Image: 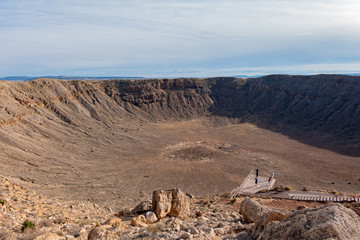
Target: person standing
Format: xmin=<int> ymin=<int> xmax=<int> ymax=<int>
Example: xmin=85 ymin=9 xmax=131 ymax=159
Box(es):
xmin=255 ymin=177 xmax=258 ymax=186
xmin=256 ymin=168 xmax=259 ymax=177
xmin=268 ymin=172 xmax=274 ymax=184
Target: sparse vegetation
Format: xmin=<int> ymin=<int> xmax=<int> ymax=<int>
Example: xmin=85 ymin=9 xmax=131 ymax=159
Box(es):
xmin=302 ymin=187 xmax=309 ymax=192
xmin=212 ymin=208 xmax=219 ymax=213
xmin=284 ymin=185 xmax=293 ymax=191
xmin=221 ymin=192 xmax=230 ymax=198
xmin=21 ymin=220 xmax=35 ymax=232
xmin=329 ymin=189 xmax=338 ymax=194
xmin=230 ymin=198 xmax=236 ymax=205
xmin=0 ymin=199 xmax=4 ymax=205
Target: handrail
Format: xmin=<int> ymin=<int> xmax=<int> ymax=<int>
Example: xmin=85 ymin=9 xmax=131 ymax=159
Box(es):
xmin=231 ymin=170 xmax=253 ymax=199
xmin=267 ymin=178 xmax=276 ymax=190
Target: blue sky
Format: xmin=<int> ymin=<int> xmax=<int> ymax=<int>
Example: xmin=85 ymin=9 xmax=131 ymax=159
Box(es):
xmin=0 ymin=0 xmax=360 ymax=77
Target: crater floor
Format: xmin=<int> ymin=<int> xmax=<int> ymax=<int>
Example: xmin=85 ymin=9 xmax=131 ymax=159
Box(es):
xmin=1 ymin=117 xmax=358 ymax=210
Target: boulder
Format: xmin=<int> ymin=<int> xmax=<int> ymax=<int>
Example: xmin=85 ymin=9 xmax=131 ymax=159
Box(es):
xmin=350 ymin=203 xmax=360 ymax=217
xmin=87 ymin=225 xmax=118 ymax=240
xmin=103 ymin=217 xmax=128 ymax=230
xmin=230 ymin=222 xmax=254 ymax=234
xmin=189 ymin=226 xmax=199 ymax=234
xmin=196 ymin=216 xmax=208 ymax=226
xmin=203 ymin=227 xmax=216 ymax=238
xmin=168 ymin=188 xmax=191 ymax=218
xmin=180 ymin=232 xmax=192 ymax=239
xmin=79 ymin=228 xmax=88 ymax=239
xmin=145 ymin=211 xmax=158 ymax=224
xmin=353 ymin=206 xmax=360 ymax=217
xmin=258 ymin=203 xmax=360 ymax=240
xmin=152 ymin=190 xmax=173 ymax=219
xmin=152 ymin=188 xmax=191 ymax=219
xmin=34 ymin=233 xmax=65 ymax=240
xmin=239 ymin=197 xmax=269 ymax=223
xmin=195 ymin=210 xmax=203 ymax=217
xmin=131 ymin=215 xmax=148 ymax=228
xmin=252 ymin=210 xmax=287 ymax=238
xmin=215 ymin=227 xmax=225 ymax=235
xmin=165 ymin=217 xmax=182 ymax=231
xmin=88 ymin=217 xmax=127 ymax=240
xmin=62 ymin=224 xmax=82 ymax=237
xmin=258 ymin=210 xmax=286 ymax=226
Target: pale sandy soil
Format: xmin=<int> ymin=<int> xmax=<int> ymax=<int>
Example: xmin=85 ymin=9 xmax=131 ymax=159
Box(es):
xmin=0 ymin=117 xmax=359 ymax=211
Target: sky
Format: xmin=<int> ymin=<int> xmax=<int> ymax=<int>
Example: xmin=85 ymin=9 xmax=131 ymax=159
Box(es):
xmin=0 ymin=0 xmax=360 ymax=77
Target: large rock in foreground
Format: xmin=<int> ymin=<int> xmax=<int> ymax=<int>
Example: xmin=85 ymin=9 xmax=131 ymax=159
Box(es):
xmin=240 ymin=197 xmax=269 ymax=223
xmin=252 ymin=210 xmax=287 ymax=239
xmin=258 ymin=203 xmax=360 ymax=240
xmin=152 ymin=190 xmax=173 ymax=219
xmin=152 ymin=188 xmax=191 ymax=219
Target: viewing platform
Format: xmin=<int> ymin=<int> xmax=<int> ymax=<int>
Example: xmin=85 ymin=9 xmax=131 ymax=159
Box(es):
xmin=231 ymin=171 xmax=276 ymax=198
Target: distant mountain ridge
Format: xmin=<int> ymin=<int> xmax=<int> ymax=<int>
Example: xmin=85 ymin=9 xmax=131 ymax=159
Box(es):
xmin=2 ymin=73 xmax=360 ymax=81
xmin=233 ymin=73 xmax=360 ymax=78
xmin=0 ymin=76 xmax=144 ymax=81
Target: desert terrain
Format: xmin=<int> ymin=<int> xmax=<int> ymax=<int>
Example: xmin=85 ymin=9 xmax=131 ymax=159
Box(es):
xmin=0 ymin=75 xmax=359 ymax=210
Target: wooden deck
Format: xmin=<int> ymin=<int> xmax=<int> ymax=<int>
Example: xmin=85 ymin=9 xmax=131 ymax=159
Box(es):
xmin=230 ymin=171 xmax=359 ymax=203
xmin=288 ymin=193 xmax=360 ymax=203
xmin=231 ymin=171 xmax=276 ymax=198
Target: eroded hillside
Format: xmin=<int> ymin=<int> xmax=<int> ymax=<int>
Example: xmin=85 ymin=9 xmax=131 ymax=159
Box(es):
xmin=1 ymin=75 xmax=360 ymax=136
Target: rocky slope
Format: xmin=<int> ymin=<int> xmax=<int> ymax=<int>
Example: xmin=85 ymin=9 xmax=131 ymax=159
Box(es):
xmin=1 ymin=75 xmax=360 ymax=137
xmin=210 ymin=75 xmax=360 ymax=137
xmin=1 ymin=176 xmax=359 ymax=240
xmin=100 ymin=75 xmax=360 ymax=139
xmin=0 ymin=176 xmax=111 ymax=240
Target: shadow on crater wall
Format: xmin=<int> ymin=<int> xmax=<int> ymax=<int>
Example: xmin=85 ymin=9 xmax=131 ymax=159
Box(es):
xmin=208 ymin=75 xmax=360 ymax=157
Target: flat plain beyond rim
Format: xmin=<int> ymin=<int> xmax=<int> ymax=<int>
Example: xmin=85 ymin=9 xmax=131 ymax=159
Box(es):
xmin=0 ymin=117 xmax=359 ymax=210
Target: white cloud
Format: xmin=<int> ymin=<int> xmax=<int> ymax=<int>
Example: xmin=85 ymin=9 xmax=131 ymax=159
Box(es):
xmin=0 ymin=0 xmax=359 ymax=76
